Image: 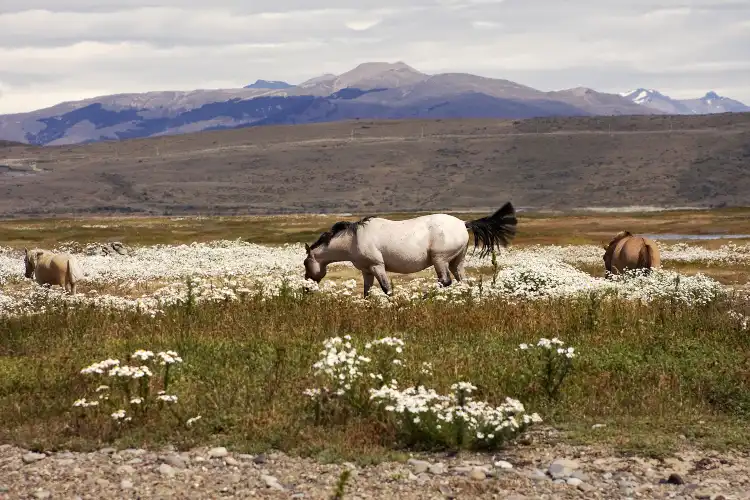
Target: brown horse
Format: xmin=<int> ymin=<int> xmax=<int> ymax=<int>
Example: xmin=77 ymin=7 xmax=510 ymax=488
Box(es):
xmin=24 ymin=248 xmax=84 ymax=295
xmin=602 ymin=231 xmax=660 ymax=276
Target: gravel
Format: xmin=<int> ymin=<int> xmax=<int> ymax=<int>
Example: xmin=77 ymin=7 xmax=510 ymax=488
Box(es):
xmin=1 ymin=442 xmax=749 ymax=499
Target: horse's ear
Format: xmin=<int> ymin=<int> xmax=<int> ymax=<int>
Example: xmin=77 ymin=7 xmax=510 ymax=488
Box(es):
xmin=23 ymin=247 xmax=28 ymax=255
xmin=304 ymin=243 xmax=311 ymax=254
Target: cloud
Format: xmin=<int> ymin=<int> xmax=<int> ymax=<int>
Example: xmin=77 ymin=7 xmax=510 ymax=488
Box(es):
xmin=0 ymin=0 xmax=748 ymax=114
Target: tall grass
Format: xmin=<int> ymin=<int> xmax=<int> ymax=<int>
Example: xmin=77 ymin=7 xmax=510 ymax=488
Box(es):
xmin=1 ymin=292 xmax=749 ymax=459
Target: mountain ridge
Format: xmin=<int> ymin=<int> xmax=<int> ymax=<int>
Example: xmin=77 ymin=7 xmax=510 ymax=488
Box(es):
xmin=1 ymin=61 xmax=747 ymax=146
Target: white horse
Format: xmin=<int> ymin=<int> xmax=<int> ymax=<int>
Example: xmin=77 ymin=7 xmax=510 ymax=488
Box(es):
xmin=24 ymin=248 xmax=84 ymax=295
xmin=303 ymin=202 xmax=517 ymax=297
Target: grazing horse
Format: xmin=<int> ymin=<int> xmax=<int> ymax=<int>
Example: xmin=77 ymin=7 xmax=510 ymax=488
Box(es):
xmin=602 ymin=231 xmax=660 ymax=276
xmin=303 ymin=202 xmax=517 ymax=297
xmin=23 ymin=247 xmax=84 ymax=295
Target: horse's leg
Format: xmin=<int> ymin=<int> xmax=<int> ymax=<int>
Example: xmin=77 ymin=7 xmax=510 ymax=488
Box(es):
xmin=371 ymin=265 xmax=392 ymax=295
xmin=433 ymin=260 xmax=452 ymax=288
xmin=362 ymin=271 xmax=375 ymax=298
xmin=449 ymin=248 xmax=468 ymax=282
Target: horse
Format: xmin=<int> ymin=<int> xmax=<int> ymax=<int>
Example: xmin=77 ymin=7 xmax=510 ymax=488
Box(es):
xmin=602 ymin=231 xmax=660 ymax=276
xmin=303 ymin=202 xmax=517 ymax=297
xmin=23 ymin=248 xmax=85 ymax=295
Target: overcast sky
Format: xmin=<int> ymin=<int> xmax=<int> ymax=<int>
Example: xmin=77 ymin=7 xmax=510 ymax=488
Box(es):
xmin=0 ymin=0 xmax=748 ymax=114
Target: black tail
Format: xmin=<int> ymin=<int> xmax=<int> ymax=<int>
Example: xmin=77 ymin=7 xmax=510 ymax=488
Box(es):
xmin=465 ymin=202 xmax=518 ymax=259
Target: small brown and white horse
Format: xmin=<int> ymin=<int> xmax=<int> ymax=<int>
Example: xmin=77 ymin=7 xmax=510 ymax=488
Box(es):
xmin=24 ymin=248 xmax=85 ymax=295
xmin=602 ymin=231 xmax=661 ymax=276
xmin=303 ymin=203 xmax=517 ymax=297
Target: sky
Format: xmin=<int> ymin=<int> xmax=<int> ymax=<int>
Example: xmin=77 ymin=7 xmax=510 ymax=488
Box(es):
xmin=0 ymin=0 xmax=749 ymax=114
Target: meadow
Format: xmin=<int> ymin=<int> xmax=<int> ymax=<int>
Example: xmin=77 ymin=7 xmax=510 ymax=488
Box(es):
xmin=1 ymin=209 xmax=750 ymax=462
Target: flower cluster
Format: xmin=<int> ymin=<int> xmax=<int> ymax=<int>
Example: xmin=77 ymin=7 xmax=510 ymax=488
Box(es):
xmin=74 ymin=348 xmax=197 ymax=428
xmin=517 ymin=337 xmax=578 ymax=401
xmin=305 ymin=334 xmax=542 ymax=450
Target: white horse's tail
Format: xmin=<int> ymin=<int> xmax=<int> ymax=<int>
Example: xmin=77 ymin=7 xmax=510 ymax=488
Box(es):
xmin=66 ymin=256 xmax=84 ymax=283
xmin=465 ymin=202 xmax=517 ymax=258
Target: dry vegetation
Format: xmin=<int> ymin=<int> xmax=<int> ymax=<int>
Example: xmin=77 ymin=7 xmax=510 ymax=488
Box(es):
xmin=1 ymin=209 xmax=750 ymax=462
xmin=1 ymin=113 xmax=750 ymax=217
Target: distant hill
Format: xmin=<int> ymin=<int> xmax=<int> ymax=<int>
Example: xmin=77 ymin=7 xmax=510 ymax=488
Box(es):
xmin=244 ymin=80 xmax=293 ymax=89
xmin=0 ymin=61 xmax=747 ymax=146
xmin=1 ymin=113 xmax=749 ymax=217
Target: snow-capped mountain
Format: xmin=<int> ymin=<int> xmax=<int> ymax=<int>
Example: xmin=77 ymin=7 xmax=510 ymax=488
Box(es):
xmin=621 ymin=88 xmax=749 ymax=115
xmin=619 ymin=89 xmax=693 ymax=114
xmin=681 ymin=91 xmax=750 ymax=114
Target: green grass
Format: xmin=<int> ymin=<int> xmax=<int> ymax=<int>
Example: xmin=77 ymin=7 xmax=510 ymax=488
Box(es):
xmin=2 ymin=292 xmax=749 ymax=460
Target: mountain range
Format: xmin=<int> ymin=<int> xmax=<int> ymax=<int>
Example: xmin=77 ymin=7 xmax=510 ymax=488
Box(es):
xmin=619 ymin=88 xmax=750 ymax=115
xmin=0 ymin=61 xmax=748 ymax=146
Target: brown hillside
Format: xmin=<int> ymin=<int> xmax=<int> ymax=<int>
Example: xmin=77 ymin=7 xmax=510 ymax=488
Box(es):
xmin=1 ymin=114 xmax=749 ymax=217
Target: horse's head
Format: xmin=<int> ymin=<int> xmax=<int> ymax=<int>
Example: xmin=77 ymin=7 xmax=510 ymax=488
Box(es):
xmin=303 ymin=243 xmax=327 ymax=283
xmin=23 ymin=247 xmax=38 ymax=279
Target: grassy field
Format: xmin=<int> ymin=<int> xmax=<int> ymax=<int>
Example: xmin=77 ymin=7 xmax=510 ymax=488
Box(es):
xmin=1 ymin=209 xmax=750 ymax=461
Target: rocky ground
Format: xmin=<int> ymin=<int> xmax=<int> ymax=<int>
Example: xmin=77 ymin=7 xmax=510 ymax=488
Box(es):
xmin=1 ymin=439 xmax=747 ymax=500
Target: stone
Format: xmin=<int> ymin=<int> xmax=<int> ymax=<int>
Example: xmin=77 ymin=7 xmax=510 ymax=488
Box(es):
xmin=571 ymin=470 xmax=590 ymax=481
xmin=56 ymin=458 xmax=75 ymax=466
xmin=407 ymin=459 xmax=430 ymax=474
xmin=494 ymin=460 xmax=513 ymax=470
xmin=567 ymin=478 xmax=583 ymax=487
xmin=208 ymin=447 xmax=228 ymax=458
xmin=117 ymin=465 xmax=136 ymax=475
xmin=224 ymin=457 xmax=239 ymax=467
xmin=548 ymin=459 xmax=578 ymax=479
xmin=95 ymin=478 xmax=111 ymax=487
xmin=666 ymin=473 xmax=686 ymax=485
xmin=468 ymin=468 xmax=486 ymax=481
xmin=253 ymin=453 xmax=267 ymax=464
xmin=162 ymin=455 xmax=187 ymax=469
xmin=33 ymin=490 xmax=51 ymax=499
xmin=261 ymin=474 xmax=285 ymax=491
xmin=439 ymin=484 xmax=455 ymax=498
xmin=158 ymin=463 xmax=176 ymax=478
xmin=528 ymin=469 xmax=549 ymax=482
xmin=428 ymin=463 xmax=446 ymax=475
xmin=99 ymin=447 xmax=117 ymax=454
xmin=578 ymin=482 xmax=596 ymax=493
xmin=120 ymin=479 xmax=134 ymax=490
xmin=238 ymin=454 xmax=254 ymax=461
xmin=22 ymin=452 xmax=46 ymax=464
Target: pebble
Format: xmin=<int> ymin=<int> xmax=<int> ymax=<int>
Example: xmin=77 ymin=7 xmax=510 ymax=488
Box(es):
xmin=468 ymin=467 xmax=486 ymax=481
xmin=253 ymin=453 xmax=267 ymax=464
xmin=407 ymin=459 xmax=430 ymax=474
xmin=261 ymin=474 xmax=285 ymax=491
xmin=22 ymin=452 xmax=47 ymax=464
xmin=224 ymin=456 xmax=239 ymax=466
xmin=428 ymin=463 xmax=446 ymax=475
xmin=33 ymin=490 xmax=51 ymax=499
xmin=99 ymin=447 xmax=117 ymax=454
xmin=117 ymin=465 xmax=136 ymax=475
xmin=208 ymin=447 xmax=228 ymax=458
xmin=666 ymin=473 xmax=686 ymax=485
xmin=494 ymin=460 xmax=513 ymax=470
xmin=120 ymin=479 xmax=134 ymax=490
xmin=162 ymin=454 xmax=187 ymax=469
xmin=158 ymin=463 xmax=176 ymax=478
xmin=95 ymin=478 xmax=110 ymax=487
xmin=566 ymin=478 xmax=583 ymax=487
xmin=548 ymin=459 xmax=579 ymax=479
